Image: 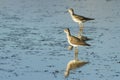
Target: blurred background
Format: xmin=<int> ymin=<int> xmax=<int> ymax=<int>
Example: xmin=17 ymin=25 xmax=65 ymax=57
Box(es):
xmin=0 ymin=0 xmax=120 ymax=80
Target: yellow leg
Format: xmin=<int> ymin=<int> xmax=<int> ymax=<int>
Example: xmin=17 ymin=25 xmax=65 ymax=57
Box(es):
xmin=80 ymin=23 xmax=84 ymax=36
xmin=78 ymin=23 xmax=84 ymax=38
xmin=68 ymin=45 xmax=73 ymax=50
xmin=74 ymin=47 xmax=78 ymax=60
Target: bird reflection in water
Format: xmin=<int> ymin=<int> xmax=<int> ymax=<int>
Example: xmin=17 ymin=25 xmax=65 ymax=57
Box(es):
xmin=65 ymin=47 xmax=88 ymax=78
xmin=64 ymin=59 xmax=88 ymax=78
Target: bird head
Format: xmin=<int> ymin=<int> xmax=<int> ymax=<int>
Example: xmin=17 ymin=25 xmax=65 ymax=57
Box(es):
xmin=64 ymin=28 xmax=70 ymax=34
xmin=68 ymin=8 xmax=74 ymax=14
xmin=64 ymin=70 xmax=69 ymax=78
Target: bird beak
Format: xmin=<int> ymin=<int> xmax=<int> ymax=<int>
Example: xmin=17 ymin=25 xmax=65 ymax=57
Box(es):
xmin=64 ymin=11 xmax=68 ymax=13
xmin=64 ymin=30 xmax=65 ymax=33
xmin=64 ymin=30 xmax=66 ymax=33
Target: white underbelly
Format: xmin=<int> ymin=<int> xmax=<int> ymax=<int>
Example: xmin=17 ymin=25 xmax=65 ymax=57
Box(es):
xmin=68 ymin=40 xmax=78 ymax=47
xmin=73 ymin=18 xmax=82 ymax=23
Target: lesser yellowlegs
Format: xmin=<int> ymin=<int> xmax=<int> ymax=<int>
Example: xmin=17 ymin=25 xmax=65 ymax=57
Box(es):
xmin=64 ymin=28 xmax=90 ymax=47
xmin=68 ymin=8 xmax=94 ymax=36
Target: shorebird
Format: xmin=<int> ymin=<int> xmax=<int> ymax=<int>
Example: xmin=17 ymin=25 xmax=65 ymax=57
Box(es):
xmin=64 ymin=28 xmax=90 ymax=48
xmin=64 ymin=28 xmax=90 ymax=60
xmin=68 ymin=8 xmax=94 ymax=36
xmin=64 ymin=28 xmax=90 ymax=56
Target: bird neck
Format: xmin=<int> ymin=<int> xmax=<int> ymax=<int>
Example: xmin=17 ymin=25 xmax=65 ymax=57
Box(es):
xmin=70 ymin=11 xmax=74 ymax=16
xmin=66 ymin=31 xmax=71 ymax=39
xmin=70 ymin=12 xmax=75 ymax=20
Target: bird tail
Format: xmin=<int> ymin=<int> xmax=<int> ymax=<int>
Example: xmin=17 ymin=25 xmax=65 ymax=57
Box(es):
xmin=86 ymin=43 xmax=91 ymax=46
xmin=87 ymin=18 xmax=94 ymax=20
xmin=81 ymin=42 xmax=91 ymax=46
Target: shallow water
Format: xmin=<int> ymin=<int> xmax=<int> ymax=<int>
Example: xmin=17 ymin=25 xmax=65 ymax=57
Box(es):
xmin=0 ymin=0 xmax=120 ymax=80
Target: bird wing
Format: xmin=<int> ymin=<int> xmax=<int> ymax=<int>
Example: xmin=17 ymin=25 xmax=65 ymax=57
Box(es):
xmin=74 ymin=14 xmax=85 ymax=20
xmin=70 ymin=36 xmax=83 ymax=45
xmin=70 ymin=36 xmax=89 ymax=46
xmin=74 ymin=14 xmax=94 ymax=21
